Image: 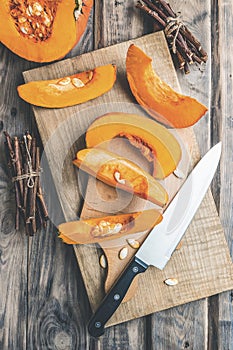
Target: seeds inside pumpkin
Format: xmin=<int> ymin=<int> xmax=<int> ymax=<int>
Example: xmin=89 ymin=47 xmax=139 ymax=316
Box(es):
xmin=114 ymin=171 xmax=126 ymax=184
xmin=58 ymin=77 xmax=71 ymax=86
xmin=72 ymin=78 xmax=85 ymax=88
xmin=10 ymin=0 xmax=58 ymax=42
xmin=119 ymin=132 xmax=155 ymax=163
xmin=91 ymin=221 xmax=123 ymax=238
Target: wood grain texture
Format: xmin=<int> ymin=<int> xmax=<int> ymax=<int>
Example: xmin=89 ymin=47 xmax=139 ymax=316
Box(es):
xmin=94 ymin=2 xmax=155 ymax=346
xmin=208 ymin=0 xmax=233 ymax=349
xmin=0 ymin=1 xmax=232 ymax=349
xmin=0 ymin=45 xmax=36 ymax=350
xmin=150 ymin=1 xmax=212 ymax=349
xmin=24 ymin=12 xmax=96 ymax=349
xmin=22 ymin=29 xmax=233 ymax=335
xmin=0 ymin=9 xmax=95 ymax=350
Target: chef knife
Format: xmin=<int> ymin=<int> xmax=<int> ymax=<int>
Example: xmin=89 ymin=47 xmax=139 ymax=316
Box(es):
xmin=88 ymin=142 xmax=222 ymax=337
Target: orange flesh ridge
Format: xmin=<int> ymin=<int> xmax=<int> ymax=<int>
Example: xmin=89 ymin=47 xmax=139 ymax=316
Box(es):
xmin=126 ymin=44 xmax=208 ymax=128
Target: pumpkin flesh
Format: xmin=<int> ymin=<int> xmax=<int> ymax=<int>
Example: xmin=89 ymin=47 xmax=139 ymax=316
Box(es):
xmin=85 ymin=112 xmax=182 ymax=179
xmin=126 ymin=44 xmax=208 ymax=128
xmin=73 ymin=148 xmax=168 ymax=206
xmin=58 ymin=209 xmax=163 ymax=244
xmin=17 ymin=64 xmax=117 ymax=108
xmin=0 ymin=0 xmax=93 ymax=62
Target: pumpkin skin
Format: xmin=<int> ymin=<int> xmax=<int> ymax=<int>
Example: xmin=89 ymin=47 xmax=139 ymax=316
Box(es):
xmin=85 ymin=112 xmax=181 ymax=179
xmin=0 ymin=0 xmax=93 ymax=62
xmin=17 ymin=64 xmax=117 ymax=108
xmin=126 ymin=44 xmax=208 ymax=128
xmin=58 ymin=209 xmax=163 ymax=244
xmin=73 ymin=148 xmax=168 ymax=206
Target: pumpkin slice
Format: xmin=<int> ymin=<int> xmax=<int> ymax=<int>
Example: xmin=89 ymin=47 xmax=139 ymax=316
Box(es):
xmin=126 ymin=44 xmax=208 ymax=128
xmin=73 ymin=148 xmax=168 ymax=206
xmin=17 ymin=64 xmax=116 ymax=108
xmin=85 ymin=112 xmax=181 ymax=179
xmin=58 ymin=209 xmax=162 ymax=244
xmin=0 ymin=0 xmax=93 ymax=62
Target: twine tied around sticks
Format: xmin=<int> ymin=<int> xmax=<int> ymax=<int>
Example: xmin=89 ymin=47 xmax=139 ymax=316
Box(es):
xmin=12 ymin=135 xmax=41 ymax=189
xmin=164 ymin=16 xmax=183 ymax=54
xmin=12 ymin=171 xmax=40 ymax=188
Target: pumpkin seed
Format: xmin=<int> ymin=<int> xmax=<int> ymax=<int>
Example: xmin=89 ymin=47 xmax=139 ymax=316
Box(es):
xmin=164 ymin=278 xmax=178 ymax=286
xmin=10 ymin=9 xmax=19 ymax=17
xmin=173 ymin=168 xmax=185 ymax=179
xmin=26 ymin=5 xmax=33 ymax=16
xmin=88 ymin=71 xmax=94 ymax=80
xmin=72 ymin=78 xmax=85 ymax=88
xmin=32 ymin=2 xmax=43 ymax=15
xmin=111 ymin=223 xmax=123 ymax=234
xmin=43 ymin=14 xmax=52 ymax=27
xmin=18 ymin=16 xmax=27 ymax=23
xmin=127 ymin=238 xmax=140 ymax=249
xmin=92 ymin=221 xmax=123 ymax=237
xmin=176 ymin=241 xmax=183 ymax=250
xmin=114 ymin=171 xmax=126 ymax=184
xmin=20 ymin=26 xmax=29 ymax=34
xmin=58 ymin=77 xmax=71 ymax=86
xmin=99 ymin=220 xmax=110 ymax=228
xmin=99 ymin=254 xmax=107 ymax=269
xmin=119 ymin=247 xmax=128 ymax=260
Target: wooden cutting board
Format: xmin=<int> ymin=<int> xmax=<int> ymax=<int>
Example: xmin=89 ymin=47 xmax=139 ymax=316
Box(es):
xmin=23 ymin=32 xmax=233 ymax=328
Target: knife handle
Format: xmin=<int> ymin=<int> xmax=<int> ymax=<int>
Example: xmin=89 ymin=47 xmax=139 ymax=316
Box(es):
xmin=88 ymin=256 xmax=148 ymax=337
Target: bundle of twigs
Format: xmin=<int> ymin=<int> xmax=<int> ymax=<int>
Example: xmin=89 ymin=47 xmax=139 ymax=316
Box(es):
xmin=4 ymin=131 xmax=48 ymax=235
xmin=136 ymin=0 xmax=208 ymax=73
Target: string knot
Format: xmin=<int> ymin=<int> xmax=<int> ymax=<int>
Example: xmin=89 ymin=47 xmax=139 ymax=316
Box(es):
xmin=12 ymin=170 xmax=41 ymax=188
xmin=164 ymin=16 xmax=183 ymax=54
xmin=12 ymin=135 xmax=41 ymax=188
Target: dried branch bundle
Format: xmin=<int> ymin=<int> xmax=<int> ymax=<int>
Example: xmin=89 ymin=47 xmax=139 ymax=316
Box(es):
xmin=136 ymin=0 xmax=208 ymax=73
xmin=4 ymin=131 xmax=48 ymax=235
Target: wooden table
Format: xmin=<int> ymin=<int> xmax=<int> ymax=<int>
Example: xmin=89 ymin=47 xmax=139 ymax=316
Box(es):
xmin=0 ymin=1 xmax=232 ymax=348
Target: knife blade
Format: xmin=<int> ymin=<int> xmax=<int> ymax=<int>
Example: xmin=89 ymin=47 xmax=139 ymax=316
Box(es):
xmin=88 ymin=142 xmax=222 ymax=337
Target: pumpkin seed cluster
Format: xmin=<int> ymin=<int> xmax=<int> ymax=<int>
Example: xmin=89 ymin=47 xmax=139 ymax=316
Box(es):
xmin=10 ymin=0 xmax=58 ymax=41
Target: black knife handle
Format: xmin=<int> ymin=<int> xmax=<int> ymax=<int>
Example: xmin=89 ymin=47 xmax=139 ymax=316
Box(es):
xmin=88 ymin=256 xmax=148 ymax=337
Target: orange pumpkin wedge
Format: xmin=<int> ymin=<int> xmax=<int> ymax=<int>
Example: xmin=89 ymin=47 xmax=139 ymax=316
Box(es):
xmin=126 ymin=44 xmax=208 ymax=128
xmin=17 ymin=64 xmax=116 ymax=108
xmin=73 ymin=148 xmax=168 ymax=206
xmin=0 ymin=0 xmax=93 ymax=62
xmin=58 ymin=209 xmax=163 ymax=244
xmin=85 ymin=112 xmax=181 ymax=179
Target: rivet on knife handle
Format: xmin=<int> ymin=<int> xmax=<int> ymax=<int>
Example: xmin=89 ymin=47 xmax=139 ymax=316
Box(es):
xmin=88 ymin=256 xmax=148 ymax=337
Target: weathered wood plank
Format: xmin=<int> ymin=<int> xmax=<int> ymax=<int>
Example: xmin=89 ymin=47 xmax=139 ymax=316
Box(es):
xmin=208 ymin=0 xmax=233 ymax=349
xmin=144 ymin=0 xmax=212 ymax=348
xmin=0 ymin=45 xmax=36 ymax=350
xmin=25 ymin=8 xmax=95 ymax=350
xmin=1 ymin=0 xmax=232 ymax=349
xmin=91 ymin=3 xmax=153 ymax=346
xmin=23 ymin=13 xmax=233 ymax=350
xmin=26 ymin=221 xmax=92 ymax=350
xmin=150 ymin=300 xmax=207 ymax=350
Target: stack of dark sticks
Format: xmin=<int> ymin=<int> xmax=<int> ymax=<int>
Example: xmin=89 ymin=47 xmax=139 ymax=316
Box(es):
xmin=136 ymin=0 xmax=208 ymax=73
xmin=4 ymin=131 xmax=48 ymax=235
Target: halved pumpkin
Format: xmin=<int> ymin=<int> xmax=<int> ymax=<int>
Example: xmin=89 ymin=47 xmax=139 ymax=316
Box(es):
xmin=85 ymin=112 xmax=181 ymax=179
xmin=58 ymin=209 xmax=163 ymax=244
xmin=73 ymin=148 xmax=168 ymax=206
xmin=17 ymin=64 xmax=116 ymax=108
xmin=0 ymin=0 xmax=93 ymax=62
xmin=126 ymin=44 xmax=208 ymax=128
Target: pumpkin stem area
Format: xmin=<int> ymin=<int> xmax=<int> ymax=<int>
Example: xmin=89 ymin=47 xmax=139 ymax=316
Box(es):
xmin=10 ymin=0 xmax=60 ymax=42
